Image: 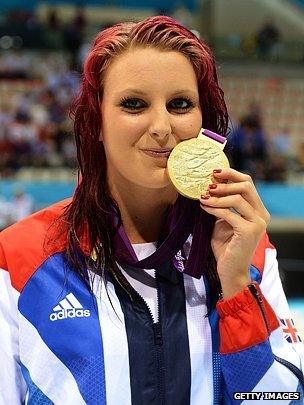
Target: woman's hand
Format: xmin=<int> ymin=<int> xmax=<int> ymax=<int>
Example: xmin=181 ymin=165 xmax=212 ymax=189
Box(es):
xmin=199 ymin=168 xmax=270 ymax=299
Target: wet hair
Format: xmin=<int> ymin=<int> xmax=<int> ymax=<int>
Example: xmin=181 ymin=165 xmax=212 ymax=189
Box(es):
xmin=56 ymin=15 xmax=228 ymax=301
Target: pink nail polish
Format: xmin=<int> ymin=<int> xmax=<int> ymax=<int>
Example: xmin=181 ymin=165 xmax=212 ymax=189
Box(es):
xmin=208 ymin=184 xmax=217 ymax=189
xmin=213 ymin=169 xmax=222 ymax=174
xmin=200 ymin=195 xmax=210 ymax=200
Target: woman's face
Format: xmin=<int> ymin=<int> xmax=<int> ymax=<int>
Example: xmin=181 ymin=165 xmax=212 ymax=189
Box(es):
xmin=100 ymin=47 xmax=202 ymax=190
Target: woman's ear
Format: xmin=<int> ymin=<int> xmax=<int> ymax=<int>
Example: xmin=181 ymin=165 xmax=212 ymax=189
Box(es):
xmin=99 ymin=131 xmax=103 ymax=141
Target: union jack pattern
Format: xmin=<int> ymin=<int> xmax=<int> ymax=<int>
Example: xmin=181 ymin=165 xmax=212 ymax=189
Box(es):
xmin=280 ymin=318 xmax=302 ymax=344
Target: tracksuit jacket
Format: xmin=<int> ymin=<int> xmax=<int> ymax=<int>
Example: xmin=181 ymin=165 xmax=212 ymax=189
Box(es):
xmin=0 ymin=199 xmax=303 ymax=404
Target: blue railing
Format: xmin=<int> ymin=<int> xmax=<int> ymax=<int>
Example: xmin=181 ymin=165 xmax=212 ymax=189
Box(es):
xmin=291 ymin=0 xmax=304 ymax=9
xmin=1 ymin=180 xmax=304 ymax=217
xmin=0 ymin=180 xmax=75 ymax=211
xmin=0 ymin=0 xmax=198 ymax=12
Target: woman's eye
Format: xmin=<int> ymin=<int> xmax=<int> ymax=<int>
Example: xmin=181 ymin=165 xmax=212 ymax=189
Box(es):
xmin=120 ymin=98 xmax=146 ymax=110
xmin=168 ymin=98 xmax=194 ymax=111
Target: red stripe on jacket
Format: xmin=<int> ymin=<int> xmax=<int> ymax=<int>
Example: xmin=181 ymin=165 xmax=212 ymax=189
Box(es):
xmin=217 ymin=282 xmax=279 ymax=354
xmin=0 ymin=198 xmax=72 ymax=292
xmin=252 ymin=233 xmax=274 ymax=276
xmin=216 ymin=234 xmax=278 ymax=354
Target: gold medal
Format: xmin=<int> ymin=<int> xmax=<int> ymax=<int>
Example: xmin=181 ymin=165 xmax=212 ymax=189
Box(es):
xmin=167 ymin=128 xmax=230 ymax=199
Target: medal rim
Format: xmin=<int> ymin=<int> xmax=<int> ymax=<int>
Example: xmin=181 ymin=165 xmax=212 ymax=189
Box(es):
xmin=167 ymin=137 xmax=230 ymax=200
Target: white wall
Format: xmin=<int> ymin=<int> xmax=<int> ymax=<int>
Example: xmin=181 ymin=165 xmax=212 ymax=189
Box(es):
xmin=210 ymin=0 xmax=304 ymax=40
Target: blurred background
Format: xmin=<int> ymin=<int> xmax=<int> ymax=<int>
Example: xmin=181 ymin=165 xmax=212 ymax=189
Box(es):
xmin=0 ymin=0 xmax=303 ymax=337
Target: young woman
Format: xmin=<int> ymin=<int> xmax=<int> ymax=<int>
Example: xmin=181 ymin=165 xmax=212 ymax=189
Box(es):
xmin=0 ymin=16 xmax=303 ymax=405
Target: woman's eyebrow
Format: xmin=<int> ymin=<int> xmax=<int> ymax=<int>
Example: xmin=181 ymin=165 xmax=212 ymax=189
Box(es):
xmin=116 ymin=88 xmax=147 ymax=96
xmin=170 ymin=90 xmax=199 ymax=98
xmin=116 ymin=89 xmax=199 ymax=97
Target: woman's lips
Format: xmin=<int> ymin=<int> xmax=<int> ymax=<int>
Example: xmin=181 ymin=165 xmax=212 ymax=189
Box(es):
xmin=141 ymin=149 xmax=172 ymax=158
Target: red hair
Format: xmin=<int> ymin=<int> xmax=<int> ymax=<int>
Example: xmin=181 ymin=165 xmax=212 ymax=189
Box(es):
xmin=74 ymin=16 xmax=227 ymax=175
xmin=59 ymin=16 xmax=227 ymax=298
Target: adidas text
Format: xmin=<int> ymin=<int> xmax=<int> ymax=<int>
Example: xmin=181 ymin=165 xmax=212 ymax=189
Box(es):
xmin=50 ymin=308 xmax=91 ymax=321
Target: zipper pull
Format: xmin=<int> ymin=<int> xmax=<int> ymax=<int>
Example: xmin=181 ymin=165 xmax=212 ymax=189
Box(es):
xmin=248 ymin=282 xmax=271 ymax=334
xmin=248 ymin=283 xmax=263 ymax=303
xmin=153 ymin=323 xmax=163 ymax=346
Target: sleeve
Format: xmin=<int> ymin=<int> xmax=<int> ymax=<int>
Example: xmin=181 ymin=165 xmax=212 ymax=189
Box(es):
xmin=216 ymin=243 xmax=304 ymax=404
xmin=0 ymin=248 xmax=27 ymax=403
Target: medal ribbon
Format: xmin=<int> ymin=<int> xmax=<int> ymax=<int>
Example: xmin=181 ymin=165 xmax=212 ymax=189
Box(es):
xmin=112 ymin=128 xmax=224 ymax=278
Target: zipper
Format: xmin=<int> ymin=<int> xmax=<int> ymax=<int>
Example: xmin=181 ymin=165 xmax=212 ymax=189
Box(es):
xmin=248 ymin=283 xmax=304 ymax=388
xmin=118 ymin=269 xmax=165 ymax=403
xmin=274 ymin=355 xmax=304 ymax=388
xmin=127 ymin=278 xmax=156 ymax=322
xmin=248 ymin=283 xmax=271 ymax=334
xmin=154 ymin=270 xmax=165 ymax=404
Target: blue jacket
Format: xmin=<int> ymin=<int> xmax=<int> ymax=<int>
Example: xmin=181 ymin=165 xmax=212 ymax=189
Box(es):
xmin=0 ymin=200 xmax=303 ymax=404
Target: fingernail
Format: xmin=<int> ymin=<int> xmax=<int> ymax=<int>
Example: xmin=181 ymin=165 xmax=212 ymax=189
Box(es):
xmin=200 ymin=195 xmax=210 ymax=200
xmin=208 ymin=184 xmax=217 ymax=189
xmin=213 ymin=169 xmax=222 ymax=174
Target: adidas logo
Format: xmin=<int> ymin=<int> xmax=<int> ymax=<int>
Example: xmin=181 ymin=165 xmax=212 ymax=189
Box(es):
xmin=50 ymin=292 xmax=91 ymax=322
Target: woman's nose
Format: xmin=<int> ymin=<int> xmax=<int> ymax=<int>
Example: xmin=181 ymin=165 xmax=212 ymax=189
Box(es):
xmin=148 ymin=108 xmax=172 ymax=140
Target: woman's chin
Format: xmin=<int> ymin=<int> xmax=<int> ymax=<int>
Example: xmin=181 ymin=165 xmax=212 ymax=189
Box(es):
xmin=144 ymin=169 xmax=174 ymax=190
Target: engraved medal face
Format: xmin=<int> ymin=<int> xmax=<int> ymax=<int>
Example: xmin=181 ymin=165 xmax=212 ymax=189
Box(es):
xmin=167 ymin=136 xmax=230 ymax=199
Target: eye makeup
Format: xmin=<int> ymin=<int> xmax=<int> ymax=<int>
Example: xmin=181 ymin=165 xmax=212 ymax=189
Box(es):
xmin=119 ymin=95 xmax=196 ymax=113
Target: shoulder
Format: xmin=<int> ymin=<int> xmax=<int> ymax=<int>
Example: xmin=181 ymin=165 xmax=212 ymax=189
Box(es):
xmin=0 ymin=198 xmax=72 ymax=292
